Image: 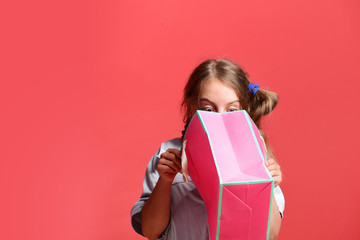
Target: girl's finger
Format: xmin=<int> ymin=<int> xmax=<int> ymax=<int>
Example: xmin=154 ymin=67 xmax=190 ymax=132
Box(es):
xmin=158 ymin=158 xmax=181 ymax=172
xmin=157 ymin=163 xmax=176 ymax=173
xmin=160 ymin=151 xmax=178 ymax=164
xmin=269 ymin=169 xmax=281 ymax=175
xmin=165 ymin=149 xmax=182 ymax=169
xmin=272 ymin=176 xmax=282 ymax=187
xmin=266 ymin=164 xmax=280 ymax=171
xmin=269 ymin=171 xmax=282 ymax=180
xmin=266 ymin=158 xmax=276 ymax=165
xmin=167 ymin=148 xmax=182 ymax=159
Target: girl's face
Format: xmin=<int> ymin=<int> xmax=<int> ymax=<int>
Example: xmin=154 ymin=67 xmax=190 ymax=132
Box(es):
xmin=198 ymin=79 xmax=241 ymax=113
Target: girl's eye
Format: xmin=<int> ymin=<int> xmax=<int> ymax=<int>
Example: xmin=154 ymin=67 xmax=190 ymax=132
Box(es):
xmin=204 ymin=107 xmax=214 ymax=112
xmin=228 ymin=108 xmax=237 ymax=112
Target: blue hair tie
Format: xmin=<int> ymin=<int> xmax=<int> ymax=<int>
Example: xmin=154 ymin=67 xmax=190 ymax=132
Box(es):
xmin=248 ymin=83 xmax=259 ymax=96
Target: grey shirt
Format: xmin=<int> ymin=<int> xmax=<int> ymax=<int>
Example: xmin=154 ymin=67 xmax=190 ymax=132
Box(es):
xmin=131 ymin=138 xmax=285 ymax=240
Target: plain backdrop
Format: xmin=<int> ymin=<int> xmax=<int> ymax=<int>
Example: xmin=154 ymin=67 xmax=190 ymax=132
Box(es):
xmin=1 ymin=0 xmax=359 ymax=239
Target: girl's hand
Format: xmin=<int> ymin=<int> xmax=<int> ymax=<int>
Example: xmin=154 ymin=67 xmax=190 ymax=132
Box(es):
xmin=157 ymin=148 xmax=182 ymax=183
xmin=265 ymin=158 xmax=282 ymax=188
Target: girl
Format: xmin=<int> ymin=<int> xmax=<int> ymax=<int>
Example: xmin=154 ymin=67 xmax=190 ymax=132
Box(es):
xmin=131 ymin=59 xmax=285 ymax=240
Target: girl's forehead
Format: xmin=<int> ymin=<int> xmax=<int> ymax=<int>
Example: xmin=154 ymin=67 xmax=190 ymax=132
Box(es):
xmin=200 ymin=79 xmax=239 ymax=100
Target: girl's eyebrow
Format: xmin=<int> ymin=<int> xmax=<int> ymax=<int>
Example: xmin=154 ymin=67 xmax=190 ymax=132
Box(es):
xmin=199 ymin=98 xmax=213 ymax=103
xmin=199 ymin=98 xmax=240 ymax=105
xmin=226 ymin=100 xmax=240 ymax=105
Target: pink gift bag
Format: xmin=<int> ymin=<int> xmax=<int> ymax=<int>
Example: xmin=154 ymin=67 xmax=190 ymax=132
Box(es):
xmin=182 ymin=110 xmax=274 ymax=240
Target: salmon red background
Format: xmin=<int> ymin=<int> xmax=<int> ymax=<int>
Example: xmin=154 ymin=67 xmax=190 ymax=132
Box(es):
xmin=1 ymin=0 xmax=359 ymax=239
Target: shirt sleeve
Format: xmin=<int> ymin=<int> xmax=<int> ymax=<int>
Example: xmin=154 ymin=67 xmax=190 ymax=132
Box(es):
xmin=130 ymin=147 xmax=161 ymax=236
xmin=274 ymin=186 xmax=285 ymax=218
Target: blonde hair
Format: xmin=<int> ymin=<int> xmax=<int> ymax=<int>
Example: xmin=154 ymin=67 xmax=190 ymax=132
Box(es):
xmin=181 ymin=59 xmax=279 ymax=158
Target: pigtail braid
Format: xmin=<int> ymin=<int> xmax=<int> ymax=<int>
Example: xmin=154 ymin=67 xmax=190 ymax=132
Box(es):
xmin=247 ymin=89 xmax=279 ymax=161
xmin=247 ymin=89 xmax=278 ymax=127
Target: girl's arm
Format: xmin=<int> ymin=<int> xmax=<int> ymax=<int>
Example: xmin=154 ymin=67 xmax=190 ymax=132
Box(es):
xmin=141 ymin=148 xmax=182 ymax=240
xmin=141 ymin=177 xmax=173 ymax=240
